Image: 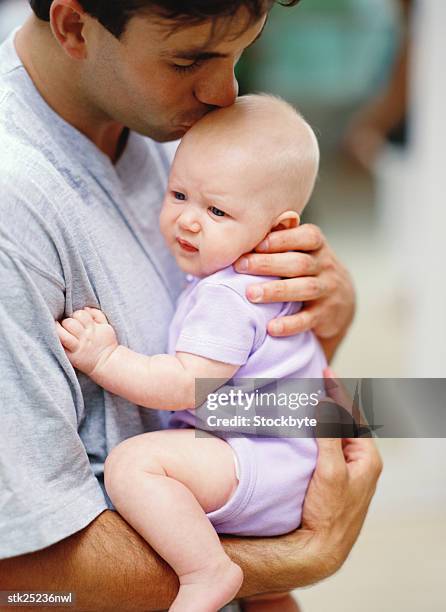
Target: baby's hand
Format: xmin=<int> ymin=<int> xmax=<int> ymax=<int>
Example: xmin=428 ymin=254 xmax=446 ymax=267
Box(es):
xmin=56 ymin=307 xmax=118 ymax=376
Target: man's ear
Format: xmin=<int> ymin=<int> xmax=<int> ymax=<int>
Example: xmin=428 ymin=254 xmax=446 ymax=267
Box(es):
xmin=50 ymin=0 xmax=88 ymax=60
xmin=271 ymin=211 xmax=300 ymax=232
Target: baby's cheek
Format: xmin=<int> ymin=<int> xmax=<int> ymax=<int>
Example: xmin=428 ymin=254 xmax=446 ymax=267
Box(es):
xmin=223 ymin=232 xmax=248 ymax=262
xmin=207 ymin=248 xmax=237 ymax=274
xmin=159 ymin=207 xmax=172 ymax=240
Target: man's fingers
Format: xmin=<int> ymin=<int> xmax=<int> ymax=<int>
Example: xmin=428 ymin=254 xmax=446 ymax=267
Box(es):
xmin=246 ymin=277 xmax=327 ymax=306
xmin=314 ymin=437 xmax=347 ymax=484
xmin=254 ymin=224 xmax=325 ymax=253
xmin=316 ymin=437 xmax=344 ymax=461
xmin=234 ymin=251 xmax=320 ymax=278
xmin=267 ymin=309 xmax=319 ymax=336
xmin=323 ymin=368 xmax=353 ymax=410
xmin=322 ymin=366 xmax=383 ymax=480
xmin=324 ymin=369 xmax=373 ymax=435
xmin=344 ymin=437 xmax=383 ymax=478
xmin=55 ymin=321 xmax=78 ymax=352
xmin=267 ymin=302 xmax=325 ymax=336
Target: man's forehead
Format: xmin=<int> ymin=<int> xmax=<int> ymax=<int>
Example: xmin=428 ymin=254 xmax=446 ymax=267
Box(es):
xmin=148 ymin=11 xmax=267 ymax=58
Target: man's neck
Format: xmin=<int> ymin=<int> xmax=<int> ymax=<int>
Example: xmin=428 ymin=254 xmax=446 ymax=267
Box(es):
xmin=15 ymin=18 xmax=125 ymax=163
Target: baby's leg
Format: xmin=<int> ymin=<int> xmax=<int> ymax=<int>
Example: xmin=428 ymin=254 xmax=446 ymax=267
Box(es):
xmin=104 ymin=429 xmax=243 ymax=612
xmin=241 ymin=592 xmax=301 ymax=612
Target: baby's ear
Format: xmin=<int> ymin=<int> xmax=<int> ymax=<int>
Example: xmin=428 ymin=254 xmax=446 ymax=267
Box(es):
xmin=271 ymin=211 xmax=300 ymax=232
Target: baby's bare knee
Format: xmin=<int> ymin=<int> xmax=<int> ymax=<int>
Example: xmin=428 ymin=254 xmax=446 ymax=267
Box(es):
xmin=104 ymin=436 xmax=166 ymax=500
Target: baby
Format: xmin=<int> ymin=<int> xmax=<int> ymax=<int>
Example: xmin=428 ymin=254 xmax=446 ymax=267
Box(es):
xmin=57 ymin=95 xmax=326 ymax=612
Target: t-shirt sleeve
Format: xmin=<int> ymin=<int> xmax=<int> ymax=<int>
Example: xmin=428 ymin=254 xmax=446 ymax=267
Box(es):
xmin=0 ymin=247 xmax=107 ymax=559
xmin=174 ymin=282 xmax=264 ymax=365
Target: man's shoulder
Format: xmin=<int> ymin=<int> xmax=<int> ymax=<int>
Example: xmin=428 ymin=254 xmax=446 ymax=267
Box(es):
xmin=0 ymin=55 xmax=91 ymax=207
xmin=0 ymin=95 xmax=78 ymax=204
xmin=0 ymin=91 xmax=94 ymax=256
xmin=0 ymin=105 xmax=80 ymax=279
xmin=0 ymin=129 xmax=79 ymax=256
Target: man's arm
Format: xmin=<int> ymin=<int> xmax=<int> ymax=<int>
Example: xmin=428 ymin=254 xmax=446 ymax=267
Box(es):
xmin=234 ymin=223 xmax=355 ymax=361
xmin=0 ymin=510 xmax=315 ymax=611
xmin=1 ymin=414 xmax=382 ymax=611
xmin=0 ymin=510 xmax=178 ymax=612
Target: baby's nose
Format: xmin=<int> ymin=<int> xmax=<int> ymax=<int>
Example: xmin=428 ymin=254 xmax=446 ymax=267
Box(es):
xmin=179 ymin=212 xmax=201 ymax=233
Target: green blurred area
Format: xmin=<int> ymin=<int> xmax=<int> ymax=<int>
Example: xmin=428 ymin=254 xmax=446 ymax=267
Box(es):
xmin=237 ymin=0 xmax=401 ymax=148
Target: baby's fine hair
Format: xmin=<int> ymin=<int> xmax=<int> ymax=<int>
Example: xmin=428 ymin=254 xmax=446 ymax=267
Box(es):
xmin=235 ymin=94 xmax=319 ymax=211
xmin=190 ymin=93 xmax=320 ymax=213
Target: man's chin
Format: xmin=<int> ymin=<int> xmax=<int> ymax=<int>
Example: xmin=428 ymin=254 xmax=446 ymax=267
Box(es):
xmin=166 ymin=127 xmax=189 ymax=141
xmin=132 ymin=123 xmax=188 ymax=143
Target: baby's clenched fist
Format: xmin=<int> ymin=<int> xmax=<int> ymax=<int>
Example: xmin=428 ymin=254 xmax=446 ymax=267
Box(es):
xmin=56 ymin=307 xmax=118 ymax=376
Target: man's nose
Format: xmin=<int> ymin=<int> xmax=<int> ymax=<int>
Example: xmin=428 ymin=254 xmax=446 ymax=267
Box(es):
xmin=194 ymin=62 xmax=239 ymax=108
xmin=179 ymin=208 xmax=201 ymax=233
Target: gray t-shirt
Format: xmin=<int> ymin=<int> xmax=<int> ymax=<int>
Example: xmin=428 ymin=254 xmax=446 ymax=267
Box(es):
xmin=0 ymin=31 xmax=185 ymax=558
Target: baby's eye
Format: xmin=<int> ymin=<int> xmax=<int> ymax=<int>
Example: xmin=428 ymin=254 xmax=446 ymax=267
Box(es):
xmin=173 ymin=191 xmax=186 ymax=201
xmin=209 ymin=206 xmax=225 ymax=217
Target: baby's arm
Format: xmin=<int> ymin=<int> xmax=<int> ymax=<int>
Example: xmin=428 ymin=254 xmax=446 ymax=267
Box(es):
xmin=56 ymin=307 xmax=238 ymax=410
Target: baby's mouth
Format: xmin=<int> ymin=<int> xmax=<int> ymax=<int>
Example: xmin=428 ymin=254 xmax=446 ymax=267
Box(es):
xmin=176 ymin=238 xmax=199 ymax=253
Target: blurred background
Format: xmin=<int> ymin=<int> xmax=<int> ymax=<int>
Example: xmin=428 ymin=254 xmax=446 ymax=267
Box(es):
xmin=2 ymin=1 xmax=444 ymax=610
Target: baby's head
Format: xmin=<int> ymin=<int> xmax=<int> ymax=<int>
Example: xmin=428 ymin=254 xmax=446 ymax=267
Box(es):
xmin=160 ymin=94 xmax=319 ymax=277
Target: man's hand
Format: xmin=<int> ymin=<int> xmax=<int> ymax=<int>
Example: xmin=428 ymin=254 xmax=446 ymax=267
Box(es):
xmin=227 ymin=369 xmax=382 ymax=599
xmin=300 ymin=436 xmax=382 ymax=579
xmin=233 ymin=224 xmax=355 ymax=353
xmin=299 ymin=368 xmax=383 ymax=579
xmin=56 ymin=307 xmax=118 ymax=376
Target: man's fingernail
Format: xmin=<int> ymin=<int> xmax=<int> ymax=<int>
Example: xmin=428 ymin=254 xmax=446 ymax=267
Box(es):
xmin=236 ymin=257 xmax=249 ymax=272
xmin=257 ymin=238 xmax=269 ymax=251
xmin=248 ymin=286 xmax=263 ymax=302
xmin=270 ymin=321 xmax=283 ymax=334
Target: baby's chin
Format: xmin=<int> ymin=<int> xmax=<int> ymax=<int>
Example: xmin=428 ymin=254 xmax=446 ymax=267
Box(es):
xmin=175 ymin=256 xmax=229 ymax=278
xmin=175 ymin=257 xmax=207 ymax=278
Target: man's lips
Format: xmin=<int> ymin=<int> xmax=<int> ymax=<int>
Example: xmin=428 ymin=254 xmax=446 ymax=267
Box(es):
xmin=176 ymin=238 xmax=198 ymax=253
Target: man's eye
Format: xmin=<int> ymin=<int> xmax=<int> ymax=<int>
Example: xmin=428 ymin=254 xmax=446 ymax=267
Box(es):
xmin=173 ymin=191 xmax=186 ymax=201
xmin=173 ymin=60 xmax=203 ymax=74
xmin=209 ymin=206 xmax=225 ymax=217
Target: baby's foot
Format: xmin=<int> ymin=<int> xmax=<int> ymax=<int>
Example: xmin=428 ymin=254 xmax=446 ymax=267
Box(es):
xmin=169 ymin=556 xmax=243 ymax=612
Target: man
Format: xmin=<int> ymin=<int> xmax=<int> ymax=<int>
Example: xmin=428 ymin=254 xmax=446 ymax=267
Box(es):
xmin=0 ymin=1 xmax=382 ymax=610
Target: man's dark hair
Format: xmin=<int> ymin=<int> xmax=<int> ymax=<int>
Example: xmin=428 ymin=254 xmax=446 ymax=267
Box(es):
xmin=29 ymin=1 xmax=299 ymax=39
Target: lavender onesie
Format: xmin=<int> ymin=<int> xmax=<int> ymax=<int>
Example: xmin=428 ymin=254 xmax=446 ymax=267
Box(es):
xmin=168 ymin=266 xmax=327 ymax=536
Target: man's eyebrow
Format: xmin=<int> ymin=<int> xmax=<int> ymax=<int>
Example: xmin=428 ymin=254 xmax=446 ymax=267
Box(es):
xmin=162 ymin=21 xmax=266 ymax=61
xmin=161 ymin=49 xmax=229 ymax=61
